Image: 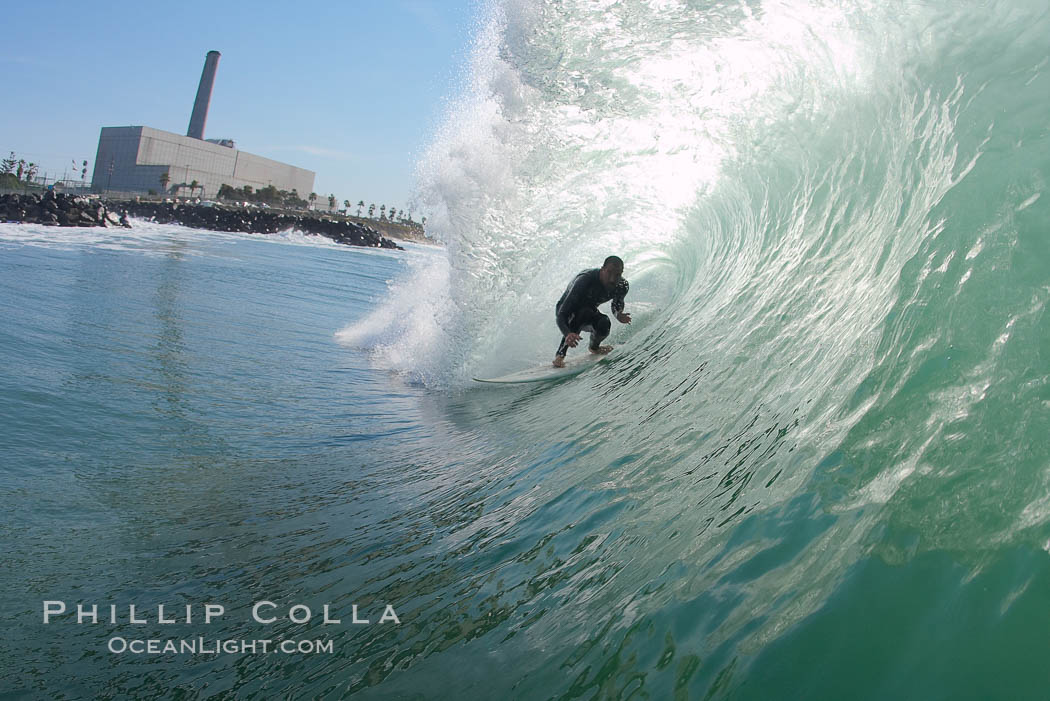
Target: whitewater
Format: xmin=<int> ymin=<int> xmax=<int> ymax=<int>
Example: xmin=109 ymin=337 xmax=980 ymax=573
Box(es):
xmin=3 ymin=0 xmax=1049 ymax=698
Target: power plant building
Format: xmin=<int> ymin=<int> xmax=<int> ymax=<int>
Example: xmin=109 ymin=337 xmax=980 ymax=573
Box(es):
xmin=91 ymin=51 xmax=315 ymax=198
xmin=91 ymin=126 xmax=314 ymax=198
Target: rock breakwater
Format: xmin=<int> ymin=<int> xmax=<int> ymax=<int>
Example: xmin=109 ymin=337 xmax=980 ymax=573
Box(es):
xmin=1 ymin=192 xmax=128 ymax=228
xmin=119 ymin=201 xmax=403 ymax=250
xmin=0 ymin=193 xmax=403 ymax=250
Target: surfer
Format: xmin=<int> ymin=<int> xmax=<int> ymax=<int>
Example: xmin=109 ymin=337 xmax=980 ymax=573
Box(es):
xmin=553 ymin=256 xmax=631 ymax=367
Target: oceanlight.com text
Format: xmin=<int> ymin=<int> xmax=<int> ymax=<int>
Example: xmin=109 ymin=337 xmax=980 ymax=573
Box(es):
xmin=108 ymin=637 xmax=335 ymax=655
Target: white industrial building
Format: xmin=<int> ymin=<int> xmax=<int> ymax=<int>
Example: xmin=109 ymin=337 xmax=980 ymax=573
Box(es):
xmin=90 ymin=50 xmax=315 ymax=198
xmin=91 ymin=126 xmax=315 ymax=198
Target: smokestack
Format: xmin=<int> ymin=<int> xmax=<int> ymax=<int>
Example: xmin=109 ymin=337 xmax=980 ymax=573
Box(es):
xmin=187 ymin=50 xmax=221 ymax=140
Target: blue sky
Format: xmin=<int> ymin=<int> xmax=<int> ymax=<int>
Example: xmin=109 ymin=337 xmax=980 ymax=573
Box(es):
xmin=2 ymin=0 xmax=480 ymax=215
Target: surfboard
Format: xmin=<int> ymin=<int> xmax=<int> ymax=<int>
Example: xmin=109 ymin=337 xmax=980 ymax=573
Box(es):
xmin=473 ymin=350 xmax=612 ymax=384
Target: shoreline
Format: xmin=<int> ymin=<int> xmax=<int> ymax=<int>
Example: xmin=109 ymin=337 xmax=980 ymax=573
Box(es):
xmin=1 ymin=191 xmax=441 ymax=251
xmin=114 ymin=199 xmax=407 ymax=250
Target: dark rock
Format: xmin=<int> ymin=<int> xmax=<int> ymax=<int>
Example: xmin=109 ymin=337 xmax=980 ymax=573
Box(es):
xmin=0 ymin=193 xmax=406 ymax=250
xmin=112 ymin=200 xmax=405 ymax=250
xmin=0 ymin=192 xmax=110 ymax=230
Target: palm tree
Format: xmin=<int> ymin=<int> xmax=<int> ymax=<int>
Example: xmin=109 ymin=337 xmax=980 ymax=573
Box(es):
xmin=309 ymin=192 xmax=318 ymax=209
xmin=343 ymin=199 xmax=350 ymax=213
xmin=190 ymin=179 xmax=200 ymax=198
xmin=379 ymin=205 xmax=386 ymax=221
xmin=328 ymin=194 xmax=336 ymax=210
xmin=368 ymin=204 xmax=375 ymax=218
xmin=159 ymin=171 xmax=170 ymax=193
xmin=356 ymin=200 xmax=364 ymax=216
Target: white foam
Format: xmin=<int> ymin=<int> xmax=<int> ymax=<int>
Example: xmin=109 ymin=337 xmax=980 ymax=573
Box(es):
xmin=335 ymin=248 xmax=456 ymax=385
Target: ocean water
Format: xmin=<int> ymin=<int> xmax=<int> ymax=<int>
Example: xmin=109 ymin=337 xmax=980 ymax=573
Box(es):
xmin=4 ymin=0 xmax=1050 ymax=698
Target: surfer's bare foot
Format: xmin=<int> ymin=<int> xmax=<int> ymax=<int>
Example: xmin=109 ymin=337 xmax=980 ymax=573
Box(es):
xmin=552 ymin=355 xmax=566 ymax=368
xmin=589 ymin=345 xmax=613 ymax=355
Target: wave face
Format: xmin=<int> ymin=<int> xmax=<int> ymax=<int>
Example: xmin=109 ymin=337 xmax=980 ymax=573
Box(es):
xmin=343 ymin=0 xmax=1050 ymax=695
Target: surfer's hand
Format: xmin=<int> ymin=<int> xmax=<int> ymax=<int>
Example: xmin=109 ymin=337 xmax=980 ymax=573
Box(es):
xmin=565 ymin=333 xmax=581 ymax=347
xmin=617 ymin=312 xmax=631 ymax=324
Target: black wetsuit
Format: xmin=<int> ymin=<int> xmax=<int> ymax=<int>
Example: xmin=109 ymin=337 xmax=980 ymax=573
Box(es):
xmin=555 ymin=268 xmax=629 ymax=357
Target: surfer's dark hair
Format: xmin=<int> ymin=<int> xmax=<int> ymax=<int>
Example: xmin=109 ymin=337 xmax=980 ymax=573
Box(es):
xmin=603 ymin=255 xmax=624 ymax=269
